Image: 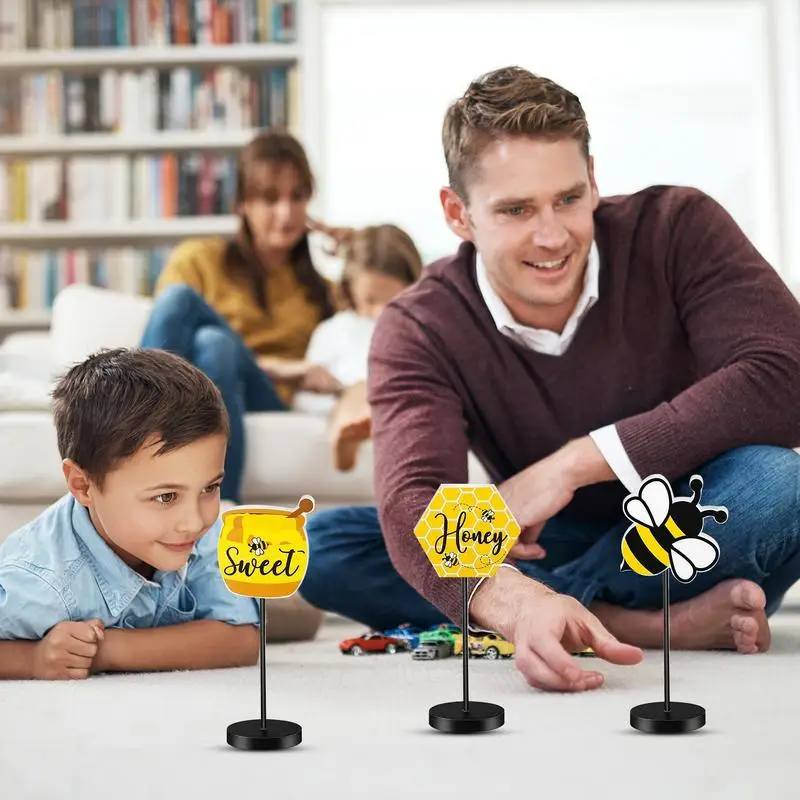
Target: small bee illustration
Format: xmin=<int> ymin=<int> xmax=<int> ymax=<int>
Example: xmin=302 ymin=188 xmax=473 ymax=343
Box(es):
xmin=442 ymin=552 xmax=459 ymax=568
xmin=481 ymin=508 xmax=495 ymax=523
xmin=621 ymin=474 xmax=727 ymax=583
xmin=248 ymin=536 xmax=266 ymax=556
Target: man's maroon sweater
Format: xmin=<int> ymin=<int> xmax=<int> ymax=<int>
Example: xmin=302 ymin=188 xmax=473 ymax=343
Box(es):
xmin=368 ymin=186 xmax=800 ymax=622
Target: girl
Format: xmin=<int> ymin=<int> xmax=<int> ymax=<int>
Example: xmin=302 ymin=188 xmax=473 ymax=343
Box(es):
xmin=292 ymin=224 xmax=424 ymax=471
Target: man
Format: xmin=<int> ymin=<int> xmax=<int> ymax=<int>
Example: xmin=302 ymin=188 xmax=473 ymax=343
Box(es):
xmin=300 ymin=67 xmax=800 ymax=693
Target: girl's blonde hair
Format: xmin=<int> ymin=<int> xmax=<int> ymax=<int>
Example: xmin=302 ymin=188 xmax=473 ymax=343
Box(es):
xmin=338 ymin=224 xmax=423 ymax=307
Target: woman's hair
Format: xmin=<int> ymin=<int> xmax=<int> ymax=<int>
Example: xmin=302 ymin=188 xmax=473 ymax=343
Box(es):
xmin=223 ymin=129 xmax=334 ymax=319
xmin=338 ymin=224 xmax=424 ymax=307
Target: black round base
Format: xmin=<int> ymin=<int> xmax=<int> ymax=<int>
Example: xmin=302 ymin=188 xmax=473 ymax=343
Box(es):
xmin=226 ymin=719 xmax=302 ymax=750
xmin=429 ymin=701 xmax=505 ymax=734
xmin=630 ymin=702 xmax=705 ymax=734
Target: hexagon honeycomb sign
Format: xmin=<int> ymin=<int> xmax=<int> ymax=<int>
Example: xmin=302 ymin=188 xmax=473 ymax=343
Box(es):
xmin=414 ymin=484 xmax=521 ymax=578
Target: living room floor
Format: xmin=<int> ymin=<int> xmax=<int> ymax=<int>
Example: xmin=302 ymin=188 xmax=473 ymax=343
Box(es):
xmin=3 ymin=590 xmax=800 ymax=800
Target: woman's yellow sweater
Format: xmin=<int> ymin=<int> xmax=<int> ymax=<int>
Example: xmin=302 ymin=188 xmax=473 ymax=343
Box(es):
xmin=156 ymin=237 xmax=326 ymax=404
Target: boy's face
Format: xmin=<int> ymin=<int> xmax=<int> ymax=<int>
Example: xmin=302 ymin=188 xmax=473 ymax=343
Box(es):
xmin=64 ymin=434 xmax=227 ymax=575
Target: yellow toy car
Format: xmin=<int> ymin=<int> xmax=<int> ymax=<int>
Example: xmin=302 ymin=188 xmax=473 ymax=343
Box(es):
xmin=452 ymin=632 xmax=515 ymax=659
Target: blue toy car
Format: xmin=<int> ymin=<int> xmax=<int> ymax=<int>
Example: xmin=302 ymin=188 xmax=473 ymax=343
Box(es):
xmin=382 ymin=623 xmax=423 ymax=650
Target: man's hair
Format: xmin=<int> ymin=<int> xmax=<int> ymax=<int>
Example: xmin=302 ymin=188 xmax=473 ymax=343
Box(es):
xmin=442 ymin=66 xmax=590 ymax=201
xmin=52 ymin=348 xmax=229 ymax=488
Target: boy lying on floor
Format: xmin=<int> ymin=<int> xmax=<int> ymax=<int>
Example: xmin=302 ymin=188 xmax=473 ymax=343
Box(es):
xmin=0 ymin=348 xmax=263 ymax=679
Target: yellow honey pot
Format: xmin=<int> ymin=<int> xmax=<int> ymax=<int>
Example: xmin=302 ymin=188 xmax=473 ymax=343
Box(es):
xmin=218 ymin=496 xmax=314 ymax=599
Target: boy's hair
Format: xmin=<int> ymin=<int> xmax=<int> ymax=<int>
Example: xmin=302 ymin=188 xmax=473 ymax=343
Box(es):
xmin=442 ymin=66 xmax=590 ymax=202
xmin=339 ymin=224 xmax=423 ymax=308
xmin=52 ymin=348 xmax=229 ymax=488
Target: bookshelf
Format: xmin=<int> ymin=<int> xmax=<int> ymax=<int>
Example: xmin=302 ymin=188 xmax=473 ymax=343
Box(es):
xmin=0 ymin=0 xmax=303 ymax=331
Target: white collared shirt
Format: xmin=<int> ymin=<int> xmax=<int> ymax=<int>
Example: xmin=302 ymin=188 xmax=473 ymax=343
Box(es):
xmin=475 ymin=242 xmax=601 ymax=356
xmin=474 ymin=243 xmax=640 ymax=491
xmin=466 ymin=244 xmax=641 ymax=629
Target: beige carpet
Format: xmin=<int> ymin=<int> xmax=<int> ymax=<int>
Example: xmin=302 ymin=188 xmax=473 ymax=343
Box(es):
xmin=3 ymin=600 xmax=800 ymax=800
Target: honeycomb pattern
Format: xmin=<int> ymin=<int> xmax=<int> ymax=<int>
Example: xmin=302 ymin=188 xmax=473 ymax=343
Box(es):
xmin=414 ymin=484 xmax=521 ymax=578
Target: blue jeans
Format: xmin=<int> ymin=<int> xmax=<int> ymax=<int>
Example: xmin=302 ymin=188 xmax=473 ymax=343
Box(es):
xmin=300 ymin=445 xmax=800 ymax=631
xmin=139 ymin=284 xmax=287 ymax=503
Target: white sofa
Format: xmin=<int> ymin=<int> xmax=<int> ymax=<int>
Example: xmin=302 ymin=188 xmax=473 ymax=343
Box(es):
xmin=0 ymin=284 xmax=480 ymax=541
xmin=2 ymin=278 xmax=798 ymax=543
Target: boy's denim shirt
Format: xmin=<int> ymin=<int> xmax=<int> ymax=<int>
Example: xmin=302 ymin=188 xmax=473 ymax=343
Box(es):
xmin=0 ymin=494 xmax=259 ymax=639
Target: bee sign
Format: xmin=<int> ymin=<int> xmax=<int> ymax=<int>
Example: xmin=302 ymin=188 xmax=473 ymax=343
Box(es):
xmin=621 ymin=475 xmax=727 ymax=583
xmin=414 ymin=485 xmax=520 ymax=578
xmin=218 ymin=496 xmax=315 ymax=599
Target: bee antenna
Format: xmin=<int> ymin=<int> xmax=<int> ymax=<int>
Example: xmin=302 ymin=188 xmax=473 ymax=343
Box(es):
xmin=689 ymin=475 xmax=704 ymax=504
xmin=699 ymin=507 xmax=728 ymax=524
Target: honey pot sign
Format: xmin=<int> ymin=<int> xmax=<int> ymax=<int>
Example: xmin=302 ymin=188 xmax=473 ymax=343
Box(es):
xmin=218 ymin=495 xmax=315 ymax=599
xmin=414 ymin=485 xmax=520 ymax=578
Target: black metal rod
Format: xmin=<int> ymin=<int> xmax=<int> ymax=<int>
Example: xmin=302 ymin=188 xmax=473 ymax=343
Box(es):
xmin=663 ymin=570 xmax=671 ymax=712
xmin=462 ymin=577 xmax=470 ymax=713
xmin=259 ymin=598 xmax=267 ymax=731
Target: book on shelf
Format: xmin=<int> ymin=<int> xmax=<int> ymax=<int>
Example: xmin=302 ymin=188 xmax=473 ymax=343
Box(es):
xmin=0 ymin=0 xmax=297 ymax=50
xmin=1 ymin=64 xmax=297 ymax=138
xmin=1 ymin=246 xmax=172 ymax=314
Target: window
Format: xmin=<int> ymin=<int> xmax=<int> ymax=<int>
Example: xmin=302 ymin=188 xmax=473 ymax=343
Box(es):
xmin=312 ymin=0 xmax=781 ymax=270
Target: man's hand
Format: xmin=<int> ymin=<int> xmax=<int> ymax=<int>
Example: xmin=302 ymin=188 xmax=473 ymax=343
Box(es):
xmin=502 ymin=455 xmax=575 ymax=561
xmin=32 ymin=619 xmax=104 ymax=680
xmin=512 ymin=594 xmax=642 ymax=691
xmin=503 ymin=437 xmax=617 ymax=561
xmin=470 ymin=569 xmax=641 ymax=692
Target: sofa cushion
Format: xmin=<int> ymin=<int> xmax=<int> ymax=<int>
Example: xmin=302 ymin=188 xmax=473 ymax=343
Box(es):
xmin=50 ymin=283 xmax=153 ymax=368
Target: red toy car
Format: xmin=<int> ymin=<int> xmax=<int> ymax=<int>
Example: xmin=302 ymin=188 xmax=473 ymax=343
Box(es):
xmin=339 ymin=631 xmax=408 ymax=656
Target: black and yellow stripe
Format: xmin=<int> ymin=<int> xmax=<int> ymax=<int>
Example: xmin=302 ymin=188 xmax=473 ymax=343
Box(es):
xmin=621 ymin=516 xmax=686 ymax=576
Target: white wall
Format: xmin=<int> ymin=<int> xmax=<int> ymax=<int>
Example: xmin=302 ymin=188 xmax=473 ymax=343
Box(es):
xmin=301 ymin=0 xmax=798 ymax=279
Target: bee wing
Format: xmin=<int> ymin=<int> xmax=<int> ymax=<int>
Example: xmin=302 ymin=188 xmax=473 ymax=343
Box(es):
xmin=639 ymin=476 xmax=672 ymax=528
xmin=670 ymin=535 xmax=720 ymax=583
xmin=673 ymin=534 xmax=720 ymax=570
xmin=669 ymin=546 xmax=697 ymax=583
xmin=623 ymin=497 xmax=655 ymax=528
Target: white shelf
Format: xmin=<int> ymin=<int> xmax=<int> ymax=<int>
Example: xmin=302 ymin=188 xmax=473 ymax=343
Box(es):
xmin=0 ymin=309 xmax=52 ymax=329
xmin=0 ymin=130 xmax=260 ymax=157
xmin=0 ymin=217 xmax=238 ymax=247
xmin=0 ymin=43 xmax=300 ymax=74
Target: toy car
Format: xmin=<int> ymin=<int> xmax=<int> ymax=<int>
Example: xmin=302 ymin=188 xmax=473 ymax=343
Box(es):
xmin=452 ymin=632 xmax=480 ymax=656
xmin=468 ymin=633 xmax=515 ymax=659
xmin=382 ymin=623 xmax=423 ymax=650
xmin=418 ymin=623 xmax=460 ymax=648
xmin=339 ymin=631 xmax=408 ymax=656
xmin=411 ymin=641 xmax=452 ymax=660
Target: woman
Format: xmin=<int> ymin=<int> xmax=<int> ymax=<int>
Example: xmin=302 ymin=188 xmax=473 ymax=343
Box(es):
xmin=140 ymin=130 xmax=348 ymax=508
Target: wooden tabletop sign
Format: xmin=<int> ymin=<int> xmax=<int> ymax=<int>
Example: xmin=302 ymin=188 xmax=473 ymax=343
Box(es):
xmin=219 ymin=496 xmax=314 ymax=600
xmin=414 ymin=484 xmax=520 ymax=734
xmin=414 ymin=484 xmax=521 ymax=580
xmin=622 ymin=474 xmax=727 ymax=735
xmin=218 ymin=495 xmax=315 ymax=751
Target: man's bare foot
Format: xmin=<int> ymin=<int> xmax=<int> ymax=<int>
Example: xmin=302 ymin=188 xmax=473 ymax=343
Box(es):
xmin=592 ymin=579 xmax=770 ymax=653
xmin=672 ymin=579 xmax=770 ymax=653
xmin=331 ymin=416 xmax=371 ymax=472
